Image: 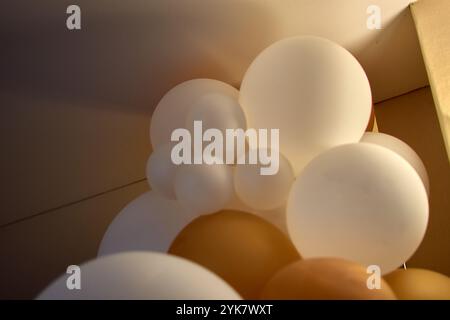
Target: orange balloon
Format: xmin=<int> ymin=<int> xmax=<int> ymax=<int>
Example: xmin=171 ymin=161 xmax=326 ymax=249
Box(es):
xmin=168 ymin=210 xmax=300 ymax=299
xmin=260 ymin=258 xmax=396 ymax=300
xmin=384 ymin=268 xmax=450 ymax=300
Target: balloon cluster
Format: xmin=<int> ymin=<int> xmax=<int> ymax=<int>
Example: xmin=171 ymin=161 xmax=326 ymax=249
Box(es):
xmin=39 ymin=36 xmax=450 ymax=300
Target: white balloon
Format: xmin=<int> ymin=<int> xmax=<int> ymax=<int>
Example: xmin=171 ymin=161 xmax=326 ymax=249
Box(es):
xmin=361 ymin=132 xmax=430 ymax=195
xmin=226 ymin=191 xmax=289 ymax=235
xmin=146 ymin=143 xmax=177 ymax=199
xmin=150 ymin=79 xmax=239 ymax=148
xmin=174 ymin=161 xmax=233 ymax=215
xmin=186 ymin=92 xmax=247 ymax=163
xmin=287 ymin=143 xmax=429 ymax=275
xmin=37 ymin=252 xmax=241 ymax=299
xmin=234 ymin=150 xmax=294 ymax=211
xmin=98 ymin=191 xmax=195 ymax=256
xmin=240 ymin=36 xmax=372 ymax=174
xmin=186 ymin=92 xmax=246 ymax=133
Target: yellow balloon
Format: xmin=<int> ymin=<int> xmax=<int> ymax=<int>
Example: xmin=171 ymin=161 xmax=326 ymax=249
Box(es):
xmin=384 ymin=268 xmax=450 ymax=300
xmin=260 ymin=258 xmax=397 ymax=300
xmin=169 ymin=210 xmax=300 ymax=299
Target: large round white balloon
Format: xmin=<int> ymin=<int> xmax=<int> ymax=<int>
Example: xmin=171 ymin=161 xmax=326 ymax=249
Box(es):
xmin=98 ymin=191 xmax=195 ymax=256
xmin=361 ymin=132 xmax=429 ymax=195
xmin=239 ymin=36 xmax=372 ymax=174
xmin=174 ymin=161 xmax=233 ymax=215
xmin=146 ymin=143 xmax=177 ymax=199
xmin=234 ymin=149 xmax=294 ymax=211
xmin=150 ymin=79 xmax=239 ymax=148
xmin=37 ymin=252 xmax=242 ymax=299
xmin=287 ymin=143 xmax=429 ymax=275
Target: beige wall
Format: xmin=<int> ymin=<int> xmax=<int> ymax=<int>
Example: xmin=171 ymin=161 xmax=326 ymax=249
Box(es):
xmin=412 ymin=0 xmax=450 ymax=162
xmin=375 ymin=87 xmax=450 ymax=276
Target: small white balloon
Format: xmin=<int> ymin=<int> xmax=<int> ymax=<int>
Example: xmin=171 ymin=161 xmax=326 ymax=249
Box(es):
xmin=185 ymin=93 xmax=247 ymax=163
xmin=37 ymin=252 xmax=242 ymax=299
xmin=186 ymin=92 xmax=246 ymax=133
xmin=361 ymin=132 xmax=430 ymax=195
xmin=150 ymin=79 xmax=239 ymax=148
xmin=146 ymin=143 xmax=177 ymax=199
xmin=234 ymin=149 xmax=294 ymax=211
xmin=174 ymin=161 xmax=233 ymax=215
xmin=240 ymin=36 xmax=372 ymax=174
xmin=98 ymin=191 xmax=195 ymax=256
xmin=226 ymin=190 xmax=289 ymax=234
xmin=287 ymin=143 xmax=429 ymax=275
